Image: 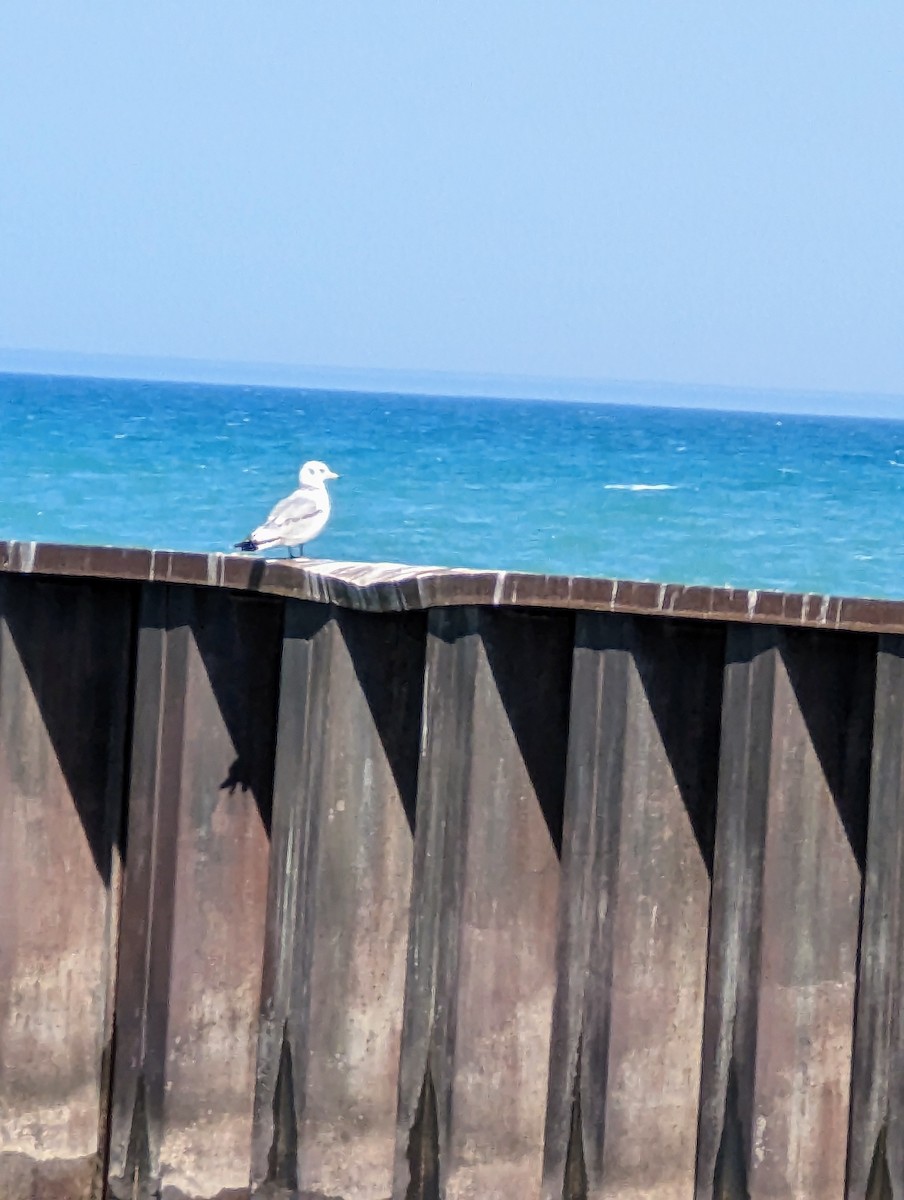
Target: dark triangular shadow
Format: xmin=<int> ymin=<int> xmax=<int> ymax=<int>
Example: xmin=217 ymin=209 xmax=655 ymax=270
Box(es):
xmin=340 ymin=608 xmax=427 ymax=837
xmin=782 ymin=629 xmax=874 ymax=872
xmin=481 ymin=610 xmax=574 ymax=859
xmin=266 ymin=1023 xmax=299 ymax=1190
xmin=631 ymin=617 xmax=725 ymax=878
xmin=186 ymin=587 xmax=284 ymax=840
xmin=405 ymin=1059 xmax=441 ymax=1200
xmin=563 ymin=1035 xmax=588 ymax=1200
xmin=712 ymin=1060 xmax=750 ymax=1200
xmin=107 ymin=1074 xmax=156 ymax=1200
xmin=866 ymin=1124 xmax=894 ymax=1200
xmin=0 ymin=574 xmax=135 ymax=885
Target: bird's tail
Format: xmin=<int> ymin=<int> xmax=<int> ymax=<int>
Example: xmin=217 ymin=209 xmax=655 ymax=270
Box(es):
xmin=234 ymin=538 xmax=258 ymax=552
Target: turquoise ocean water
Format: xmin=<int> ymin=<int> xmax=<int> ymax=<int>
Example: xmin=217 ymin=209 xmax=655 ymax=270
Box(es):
xmin=2 ymin=370 xmax=904 ymax=600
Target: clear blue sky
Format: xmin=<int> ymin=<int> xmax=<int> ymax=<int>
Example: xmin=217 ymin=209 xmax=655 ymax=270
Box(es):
xmin=2 ymin=3 xmax=904 ymax=399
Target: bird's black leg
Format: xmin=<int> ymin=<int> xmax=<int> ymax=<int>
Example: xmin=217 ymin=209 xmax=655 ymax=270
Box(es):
xmin=300 ymin=544 xmax=305 ymax=557
xmin=286 ymin=546 xmax=295 ymax=559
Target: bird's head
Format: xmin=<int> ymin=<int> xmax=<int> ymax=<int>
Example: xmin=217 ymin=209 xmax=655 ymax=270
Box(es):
xmin=300 ymin=460 xmax=339 ymax=485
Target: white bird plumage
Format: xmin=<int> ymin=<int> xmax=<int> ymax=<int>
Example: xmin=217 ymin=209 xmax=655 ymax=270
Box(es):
xmin=235 ymin=460 xmax=339 ymax=557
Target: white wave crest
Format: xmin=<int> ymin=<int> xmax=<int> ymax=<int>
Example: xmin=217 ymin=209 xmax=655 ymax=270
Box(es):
xmin=604 ymin=483 xmax=678 ymax=492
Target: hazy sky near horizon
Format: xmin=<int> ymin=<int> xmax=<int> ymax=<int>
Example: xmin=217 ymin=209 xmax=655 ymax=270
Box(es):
xmin=2 ymin=4 xmax=904 ymax=397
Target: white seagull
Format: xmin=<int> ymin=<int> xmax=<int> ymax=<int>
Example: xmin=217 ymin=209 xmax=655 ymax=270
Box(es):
xmin=235 ymin=460 xmax=339 ymax=558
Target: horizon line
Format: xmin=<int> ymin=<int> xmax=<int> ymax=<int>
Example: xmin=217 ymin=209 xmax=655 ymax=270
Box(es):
xmin=2 ymin=345 xmax=904 ymax=419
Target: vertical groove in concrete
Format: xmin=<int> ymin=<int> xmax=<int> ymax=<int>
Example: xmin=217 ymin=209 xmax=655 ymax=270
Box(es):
xmin=394 ymin=607 xmax=572 ymax=1200
xmin=252 ymin=603 xmax=425 ymax=1200
xmin=696 ymin=627 xmax=874 ymax=1199
xmin=107 ymin=584 xmax=281 ymax=1200
xmin=544 ymin=613 xmax=723 ymax=1200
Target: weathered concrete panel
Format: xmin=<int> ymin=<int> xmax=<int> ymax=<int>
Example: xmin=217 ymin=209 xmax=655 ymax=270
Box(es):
xmin=107 ymin=584 xmax=281 ymax=1200
xmin=696 ymin=627 xmax=873 ymax=1200
xmin=251 ymin=604 xmax=425 ymax=1200
xmin=394 ymin=607 xmax=572 ymax=1200
xmin=0 ymin=575 xmax=133 ymax=1199
xmin=543 ymin=613 xmax=723 ymax=1200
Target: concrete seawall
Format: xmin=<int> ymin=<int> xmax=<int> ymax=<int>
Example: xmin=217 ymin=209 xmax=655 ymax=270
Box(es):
xmin=0 ymin=540 xmax=901 ymax=1199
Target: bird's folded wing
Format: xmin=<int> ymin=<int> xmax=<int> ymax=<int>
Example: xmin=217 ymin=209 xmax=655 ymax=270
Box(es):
xmin=261 ymin=487 xmax=325 ymax=530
